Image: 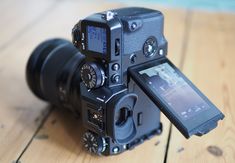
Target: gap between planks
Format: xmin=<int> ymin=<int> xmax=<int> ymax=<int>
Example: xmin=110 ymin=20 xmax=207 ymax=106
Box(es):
xmin=15 ymin=108 xmax=53 ymax=162
xmin=163 ymin=9 xmax=193 ymax=163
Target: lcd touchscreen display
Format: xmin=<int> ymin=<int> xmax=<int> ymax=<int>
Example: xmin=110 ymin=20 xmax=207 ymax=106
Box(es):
xmin=87 ymin=26 xmax=107 ymax=54
xmin=129 ymin=59 xmax=224 ymax=138
xmin=139 ymin=62 xmax=210 ymax=120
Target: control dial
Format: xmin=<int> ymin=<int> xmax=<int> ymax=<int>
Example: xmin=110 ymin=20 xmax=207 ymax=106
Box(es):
xmin=143 ymin=37 xmax=158 ymax=57
xmin=80 ymin=62 xmax=105 ymax=89
xmin=82 ymin=131 xmax=106 ymax=155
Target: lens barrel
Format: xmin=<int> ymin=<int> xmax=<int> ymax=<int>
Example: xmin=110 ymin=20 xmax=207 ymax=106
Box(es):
xmin=26 ymin=38 xmax=85 ymax=112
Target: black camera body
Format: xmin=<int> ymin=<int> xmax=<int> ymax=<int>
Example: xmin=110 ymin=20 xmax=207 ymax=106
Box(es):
xmin=72 ymin=7 xmax=167 ymax=155
xmin=26 ymin=7 xmax=224 ymax=156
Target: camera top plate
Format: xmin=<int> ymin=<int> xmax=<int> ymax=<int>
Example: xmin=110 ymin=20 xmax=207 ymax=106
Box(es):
xmin=128 ymin=57 xmax=224 ymax=138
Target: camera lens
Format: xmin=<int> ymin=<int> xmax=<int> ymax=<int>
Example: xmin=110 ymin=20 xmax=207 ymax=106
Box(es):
xmin=26 ymin=38 xmax=68 ymax=100
xmin=26 ymin=38 xmax=85 ymax=112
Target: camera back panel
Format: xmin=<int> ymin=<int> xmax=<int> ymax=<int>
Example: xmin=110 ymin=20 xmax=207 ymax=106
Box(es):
xmin=75 ymin=8 xmax=166 ymax=151
xmin=70 ymin=7 xmax=224 ymax=155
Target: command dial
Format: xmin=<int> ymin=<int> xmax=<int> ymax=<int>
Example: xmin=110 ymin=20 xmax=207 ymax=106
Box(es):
xmin=143 ymin=36 xmax=158 ymax=57
xmin=82 ymin=131 xmax=106 ymax=155
xmin=80 ymin=62 xmax=105 ymax=89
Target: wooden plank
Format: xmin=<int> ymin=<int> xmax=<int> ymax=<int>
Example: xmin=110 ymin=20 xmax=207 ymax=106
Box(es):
xmin=0 ymin=0 xmax=56 ymax=162
xmin=18 ymin=5 xmax=188 ymax=163
xmin=166 ymin=11 xmax=235 ymax=163
xmin=0 ymin=0 xmax=58 ymax=50
xmin=0 ymin=1 xmax=126 ymax=162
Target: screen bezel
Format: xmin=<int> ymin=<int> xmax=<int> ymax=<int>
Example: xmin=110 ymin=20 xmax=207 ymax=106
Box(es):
xmin=81 ymin=20 xmax=111 ymax=59
xmin=128 ymin=57 xmax=223 ymax=138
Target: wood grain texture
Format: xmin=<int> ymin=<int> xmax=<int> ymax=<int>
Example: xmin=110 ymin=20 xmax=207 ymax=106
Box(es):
xmin=0 ymin=0 xmax=55 ymax=161
xmin=18 ymin=4 xmax=188 ymax=163
xmin=166 ymin=11 xmax=235 ymax=163
xmin=0 ymin=0 xmax=58 ymax=51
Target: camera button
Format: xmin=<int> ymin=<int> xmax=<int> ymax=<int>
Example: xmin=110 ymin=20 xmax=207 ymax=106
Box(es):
xmin=112 ymin=146 xmax=119 ymax=154
xmin=130 ymin=54 xmax=137 ymax=64
xmin=111 ymin=74 xmax=120 ymax=83
xmin=112 ymin=63 xmax=120 ymax=71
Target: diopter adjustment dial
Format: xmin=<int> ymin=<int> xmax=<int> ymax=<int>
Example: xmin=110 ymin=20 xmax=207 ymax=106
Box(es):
xmin=72 ymin=24 xmax=81 ymax=48
xmin=80 ymin=62 xmax=105 ymax=89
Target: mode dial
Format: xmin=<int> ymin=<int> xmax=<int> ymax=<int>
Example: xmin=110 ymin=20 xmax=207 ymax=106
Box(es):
xmin=82 ymin=131 xmax=106 ymax=155
xmin=80 ymin=62 xmax=105 ymax=89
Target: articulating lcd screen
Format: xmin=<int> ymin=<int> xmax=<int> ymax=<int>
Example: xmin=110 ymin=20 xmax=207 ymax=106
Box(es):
xmin=87 ymin=26 xmax=107 ymax=54
xmin=139 ymin=63 xmax=210 ymax=120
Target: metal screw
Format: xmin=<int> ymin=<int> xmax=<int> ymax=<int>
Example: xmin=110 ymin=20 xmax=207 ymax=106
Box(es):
xmin=131 ymin=22 xmax=137 ymax=30
xmin=159 ymin=49 xmax=164 ymax=56
xmin=106 ymin=11 xmax=115 ymax=21
xmin=113 ymin=146 xmax=119 ymax=153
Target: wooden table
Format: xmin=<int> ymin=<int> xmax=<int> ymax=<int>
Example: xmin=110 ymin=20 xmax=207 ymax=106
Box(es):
xmin=0 ymin=0 xmax=234 ymax=162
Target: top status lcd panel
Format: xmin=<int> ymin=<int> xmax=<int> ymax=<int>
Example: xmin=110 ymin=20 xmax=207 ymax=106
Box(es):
xmin=129 ymin=58 xmax=224 ymax=138
xmin=87 ymin=26 xmax=107 ymax=54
